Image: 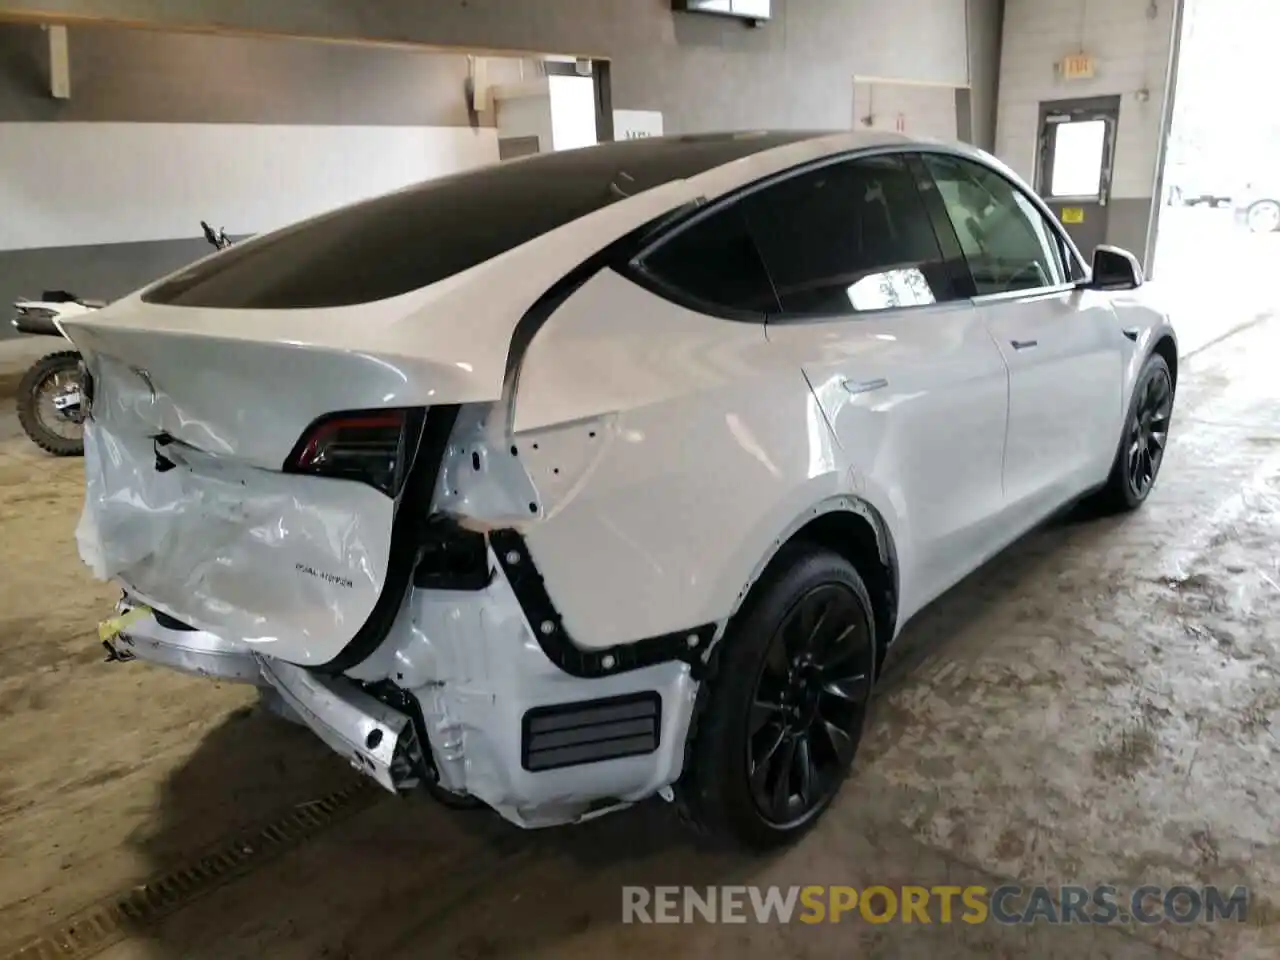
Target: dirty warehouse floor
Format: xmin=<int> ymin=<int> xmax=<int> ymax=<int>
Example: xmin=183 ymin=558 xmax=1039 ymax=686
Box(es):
xmin=0 ymin=316 xmax=1277 ymax=960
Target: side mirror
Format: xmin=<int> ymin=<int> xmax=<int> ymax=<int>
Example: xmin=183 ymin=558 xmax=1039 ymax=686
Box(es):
xmin=1086 ymin=245 xmax=1144 ymax=291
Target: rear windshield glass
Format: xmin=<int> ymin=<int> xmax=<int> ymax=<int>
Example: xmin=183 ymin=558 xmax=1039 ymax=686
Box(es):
xmin=143 ymin=132 xmax=822 ymax=310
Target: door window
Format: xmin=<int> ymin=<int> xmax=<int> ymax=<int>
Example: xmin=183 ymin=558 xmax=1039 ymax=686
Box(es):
xmin=634 ymin=204 xmax=779 ymax=315
xmin=740 ymin=154 xmax=960 ymax=316
xmin=1047 ymin=119 xmax=1107 ymax=198
xmin=921 ymin=154 xmax=1068 ymax=296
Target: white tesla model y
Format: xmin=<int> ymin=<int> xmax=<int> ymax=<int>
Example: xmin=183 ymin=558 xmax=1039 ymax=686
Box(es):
xmin=64 ymin=131 xmax=1177 ymax=849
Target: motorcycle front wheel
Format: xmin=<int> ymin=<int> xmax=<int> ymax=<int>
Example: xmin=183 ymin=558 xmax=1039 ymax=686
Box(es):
xmin=16 ymin=350 xmax=85 ymax=457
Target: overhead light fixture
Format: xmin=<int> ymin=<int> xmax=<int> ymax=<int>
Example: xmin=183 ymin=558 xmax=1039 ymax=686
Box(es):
xmin=672 ymin=0 xmax=771 ymax=26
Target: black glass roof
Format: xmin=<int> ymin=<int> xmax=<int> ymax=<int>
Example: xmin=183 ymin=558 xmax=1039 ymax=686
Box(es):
xmin=144 ymin=131 xmax=827 ymax=310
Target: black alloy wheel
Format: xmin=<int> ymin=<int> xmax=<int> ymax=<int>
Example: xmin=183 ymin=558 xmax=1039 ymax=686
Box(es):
xmin=747 ymin=583 xmax=874 ymax=829
xmin=1096 ymin=352 xmax=1174 ymax=513
xmin=678 ymin=544 xmax=878 ymax=849
xmin=1126 ymin=363 xmax=1173 ymax=500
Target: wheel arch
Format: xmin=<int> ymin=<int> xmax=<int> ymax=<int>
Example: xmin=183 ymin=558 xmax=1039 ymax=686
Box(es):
xmin=725 ymin=495 xmax=900 ymax=670
xmin=1151 ymin=333 xmax=1178 ymax=391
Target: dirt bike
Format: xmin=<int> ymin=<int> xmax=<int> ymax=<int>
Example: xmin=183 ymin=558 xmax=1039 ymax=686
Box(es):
xmin=11 ymin=220 xmax=234 ymax=456
xmin=12 ymin=293 xmax=100 ymax=455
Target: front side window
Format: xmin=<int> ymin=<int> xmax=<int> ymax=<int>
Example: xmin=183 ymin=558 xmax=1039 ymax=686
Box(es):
xmin=634 ymin=204 xmax=778 ymax=315
xmin=739 ymin=154 xmax=959 ymax=317
xmin=921 ymin=154 xmax=1068 ymax=296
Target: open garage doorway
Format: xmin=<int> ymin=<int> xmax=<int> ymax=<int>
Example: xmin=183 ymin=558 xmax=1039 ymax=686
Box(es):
xmin=1153 ymin=0 xmax=1280 ymax=348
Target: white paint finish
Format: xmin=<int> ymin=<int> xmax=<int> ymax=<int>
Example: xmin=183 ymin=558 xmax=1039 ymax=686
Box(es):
xmin=0 ymin=122 xmax=499 ymax=251
xmin=767 ymin=304 xmax=1009 ymax=624
xmin=69 ymin=133 xmax=1177 ymax=672
xmin=514 ymin=271 xmax=840 ymax=648
xmin=389 ymin=552 xmax=697 ymax=825
xmin=995 ymin=0 xmax=1176 ymax=199
xmin=78 ymin=415 xmax=396 ymax=667
xmin=59 ymin=175 xmax=704 ymax=468
xmin=513 ymin=268 xmax=770 ymax=435
xmin=66 ymin=134 xmax=1183 ymax=824
xmin=978 ymin=289 xmax=1127 ymax=515
xmin=548 ymin=74 xmax=598 ymax=151
xmin=613 ymin=110 xmax=664 ymax=140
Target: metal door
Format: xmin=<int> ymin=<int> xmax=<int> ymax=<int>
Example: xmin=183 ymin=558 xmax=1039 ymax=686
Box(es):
xmin=1036 ymin=95 xmax=1120 ymax=255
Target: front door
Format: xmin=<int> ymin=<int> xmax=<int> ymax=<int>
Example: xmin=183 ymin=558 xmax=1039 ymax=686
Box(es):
xmin=920 ymin=151 xmax=1125 ymax=522
xmin=1036 ymin=95 xmax=1120 ymax=254
xmin=745 ymin=153 xmax=1010 ymax=621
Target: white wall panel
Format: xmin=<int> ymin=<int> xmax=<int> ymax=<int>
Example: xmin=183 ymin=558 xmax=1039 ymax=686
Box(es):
xmin=0 ymin=122 xmax=499 ymax=251
xmin=853 ymin=81 xmax=959 ymax=141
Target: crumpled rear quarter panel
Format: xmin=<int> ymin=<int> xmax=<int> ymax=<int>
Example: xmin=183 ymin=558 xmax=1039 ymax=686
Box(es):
xmin=503 ymin=269 xmax=850 ymax=650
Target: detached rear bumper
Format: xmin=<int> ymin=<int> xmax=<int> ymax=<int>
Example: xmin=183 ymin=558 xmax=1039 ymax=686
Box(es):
xmin=104 ymin=566 xmax=705 ymax=829
xmin=257 ymin=656 xmax=421 ymax=794
xmin=106 ymin=602 xmax=423 ymax=794
xmin=105 ymin=603 xmax=264 ymax=685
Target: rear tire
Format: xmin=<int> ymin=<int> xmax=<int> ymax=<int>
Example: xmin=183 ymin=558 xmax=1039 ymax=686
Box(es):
xmin=1095 ymin=353 xmax=1173 ymax=514
xmin=16 ymin=350 xmax=84 ymax=457
xmin=424 ymin=780 xmax=484 ymax=810
xmin=678 ymin=543 xmax=877 ymax=850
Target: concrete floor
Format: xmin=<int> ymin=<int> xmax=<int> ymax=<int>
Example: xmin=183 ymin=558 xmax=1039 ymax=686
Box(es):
xmin=0 ymin=311 xmax=1278 ymax=959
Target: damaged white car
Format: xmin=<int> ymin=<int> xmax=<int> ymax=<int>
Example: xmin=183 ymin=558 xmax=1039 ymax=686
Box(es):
xmin=64 ymin=131 xmax=1177 ymax=849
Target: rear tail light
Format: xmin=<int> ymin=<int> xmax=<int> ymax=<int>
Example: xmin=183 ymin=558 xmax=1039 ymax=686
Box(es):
xmin=284 ymin=408 xmax=424 ymax=496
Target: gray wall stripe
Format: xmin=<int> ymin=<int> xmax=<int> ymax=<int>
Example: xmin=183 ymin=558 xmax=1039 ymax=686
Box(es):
xmin=0 ymin=23 xmax=535 ymax=126
xmin=1 ymin=236 xmax=219 ymax=340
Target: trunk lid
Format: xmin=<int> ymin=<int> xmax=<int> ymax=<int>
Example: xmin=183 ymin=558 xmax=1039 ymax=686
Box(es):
xmin=60 ymin=178 xmax=697 ymax=668
xmin=65 ymin=288 xmax=494 ymax=667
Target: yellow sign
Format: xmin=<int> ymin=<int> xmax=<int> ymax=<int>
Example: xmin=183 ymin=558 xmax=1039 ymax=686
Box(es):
xmin=1061 ymin=207 xmax=1085 ymax=224
xmin=1060 ymin=53 xmax=1096 ymax=80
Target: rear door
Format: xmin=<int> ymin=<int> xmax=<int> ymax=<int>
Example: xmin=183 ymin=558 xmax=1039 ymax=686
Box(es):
xmin=920 ymin=151 xmax=1125 ymax=520
xmin=747 ymin=153 xmax=1011 ymax=618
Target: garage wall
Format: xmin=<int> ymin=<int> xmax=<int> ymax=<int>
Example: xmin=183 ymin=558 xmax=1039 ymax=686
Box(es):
xmin=966 ymin=0 xmax=1006 ymax=151
xmin=0 ymin=24 xmax=531 ymax=327
xmin=0 ymin=0 xmax=1006 ymax=323
xmin=994 ymin=0 xmax=1180 ymax=264
xmin=0 ymin=0 xmax=977 ymax=130
xmin=853 ymin=81 xmax=961 ymax=141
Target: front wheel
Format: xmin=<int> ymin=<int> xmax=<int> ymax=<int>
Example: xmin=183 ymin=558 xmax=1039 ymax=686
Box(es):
xmin=16 ymin=350 xmax=85 ymax=457
xmin=1096 ymin=353 xmax=1173 ymax=513
xmin=678 ymin=544 xmax=877 ymax=849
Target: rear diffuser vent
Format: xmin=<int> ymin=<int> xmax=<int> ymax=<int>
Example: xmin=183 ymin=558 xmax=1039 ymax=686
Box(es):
xmin=522 ymin=692 xmax=661 ymax=772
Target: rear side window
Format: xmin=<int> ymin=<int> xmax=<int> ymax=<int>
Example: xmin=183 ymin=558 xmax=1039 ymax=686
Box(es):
xmin=740 ymin=154 xmax=960 ymax=316
xmin=633 ymin=205 xmax=778 ymax=315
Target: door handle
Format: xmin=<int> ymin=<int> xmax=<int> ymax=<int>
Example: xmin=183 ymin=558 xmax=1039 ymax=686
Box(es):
xmin=840 ymin=377 xmax=888 ymax=396
xmin=1122 ymin=327 xmax=1140 ymax=342
xmin=1010 ymin=339 xmax=1039 ymax=350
